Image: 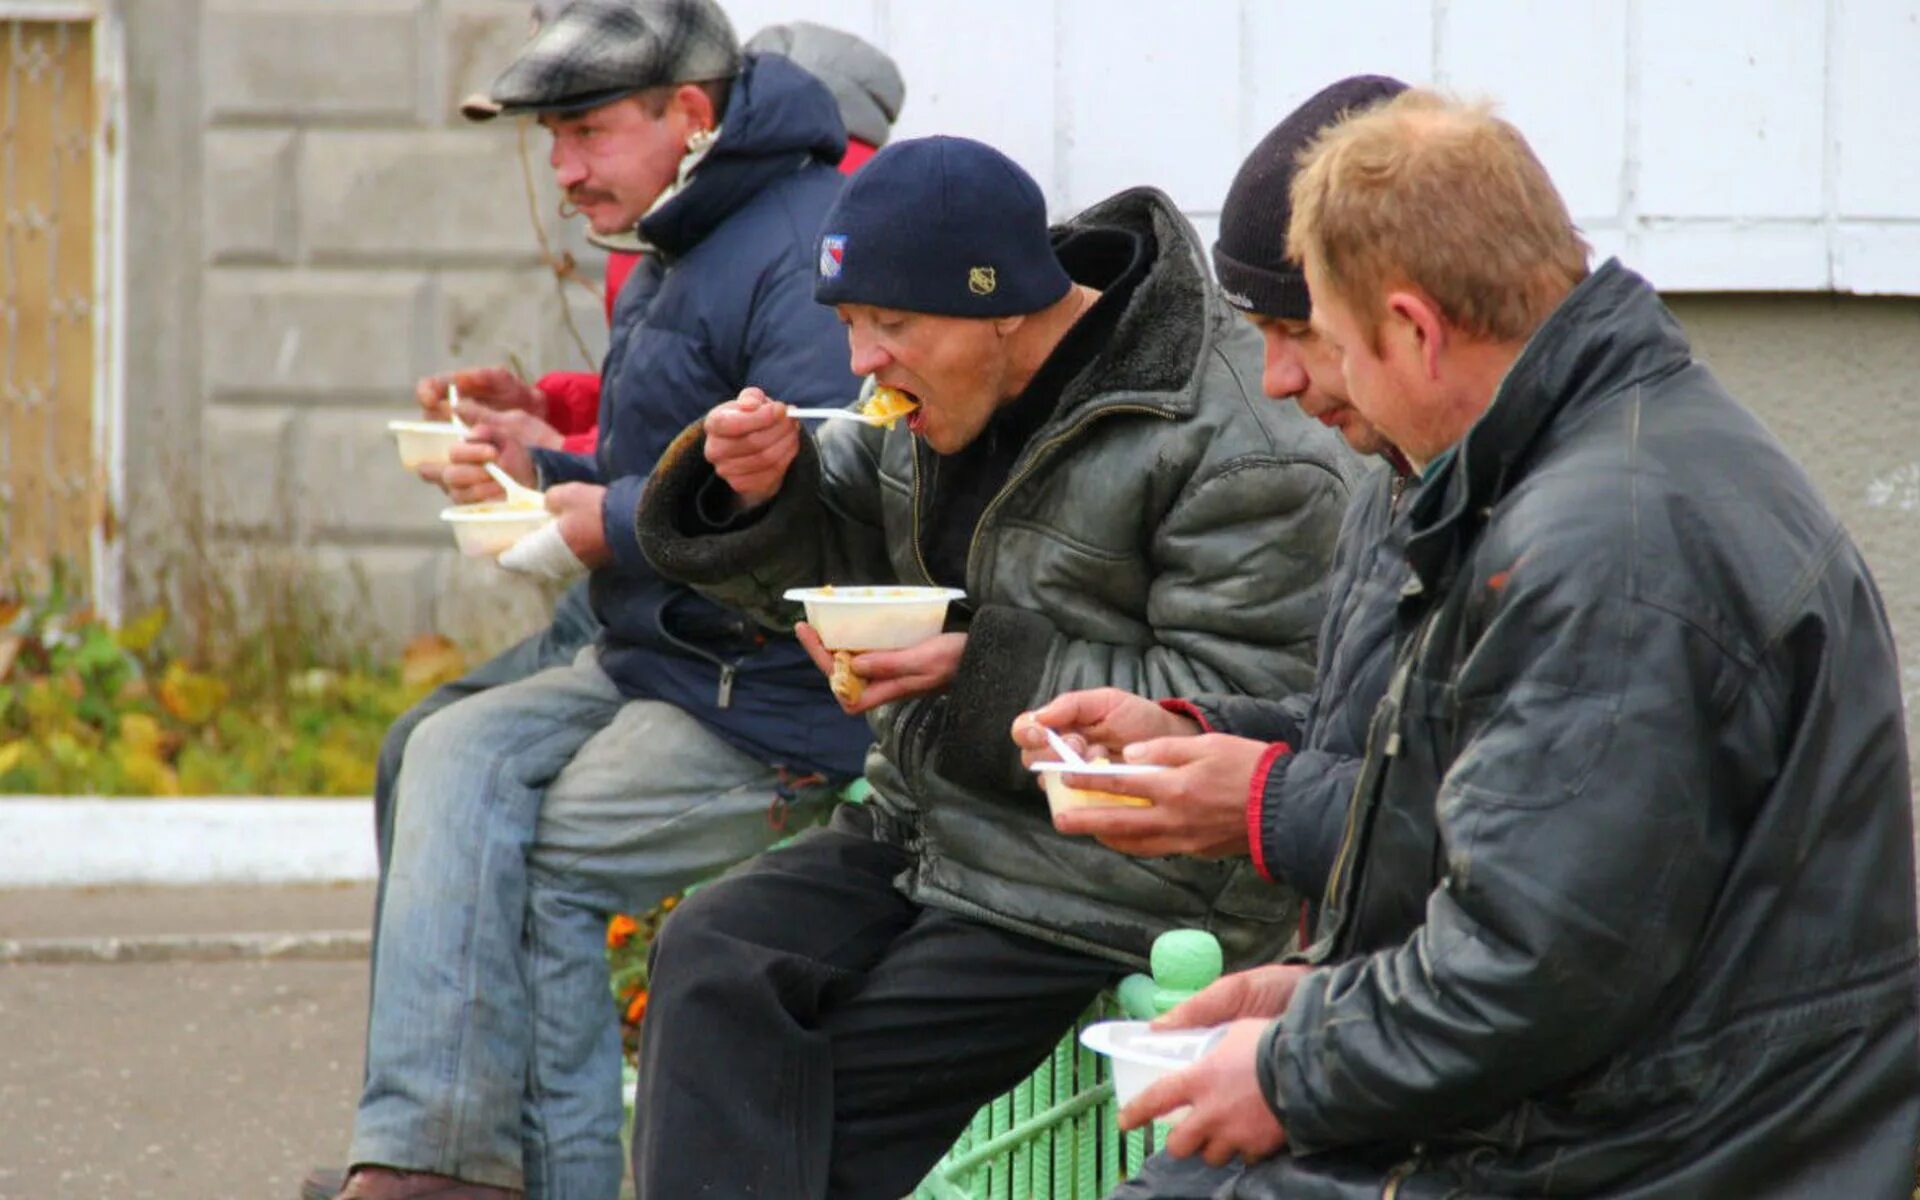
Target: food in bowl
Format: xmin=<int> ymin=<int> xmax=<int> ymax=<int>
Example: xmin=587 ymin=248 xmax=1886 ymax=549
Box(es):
xmin=440 ymin=499 xmax=551 ymax=558
xmin=1030 ymin=758 xmax=1164 ymax=813
xmin=858 ymin=385 xmax=919 ymax=429
xmin=388 ymin=420 xmax=463 ymax=469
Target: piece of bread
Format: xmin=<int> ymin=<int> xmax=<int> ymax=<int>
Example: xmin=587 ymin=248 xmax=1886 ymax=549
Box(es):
xmin=830 ymin=650 xmax=866 ymax=705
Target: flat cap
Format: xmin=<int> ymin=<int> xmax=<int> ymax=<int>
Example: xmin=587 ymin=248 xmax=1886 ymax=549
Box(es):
xmin=484 ymin=0 xmax=740 ymax=120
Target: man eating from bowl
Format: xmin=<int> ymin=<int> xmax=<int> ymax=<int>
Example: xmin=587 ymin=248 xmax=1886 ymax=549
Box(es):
xmin=631 ymin=134 xmax=1356 ymax=1199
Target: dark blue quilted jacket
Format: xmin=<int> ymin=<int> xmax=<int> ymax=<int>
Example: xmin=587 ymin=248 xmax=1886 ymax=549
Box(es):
xmin=531 ymin=52 xmax=869 ymax=779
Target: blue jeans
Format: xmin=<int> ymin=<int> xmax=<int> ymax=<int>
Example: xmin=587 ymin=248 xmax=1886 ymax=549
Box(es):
xmin=350 ymin=647 xmax=823 ymax=1199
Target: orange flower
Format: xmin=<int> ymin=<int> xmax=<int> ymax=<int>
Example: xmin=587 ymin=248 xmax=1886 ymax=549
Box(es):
xmin=606 ymin=914 xmax=639 ymax=949
xmin=624 ymin=989 xmax=649 ymax=1024
xmin=660 ymin=895 xmax=678 ymax=912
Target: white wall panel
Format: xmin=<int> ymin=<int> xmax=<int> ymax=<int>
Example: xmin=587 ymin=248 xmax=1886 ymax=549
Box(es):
xmin=884 ymin=0 xmax=1060 ymax=199
xmin=1637 ymin=1 xmax=1827 ymax=219
xmin=725 ymin=0 xmax=882 ymax=44
xmin=1441 ymin=1 xmax=1626 ymax=222
xmin=1833 ymin=0 xmax=1920 ymax=217
xmin=1837 ymin=225 xmax=1920 ymax=293
xmin=1241 ymin=0 xmax=1434 ymax=146
xmin=1056 ymin=0 xmax=1244 ymax=213
xmin=706 ymin=0 xmax=1920 ymax=293
xmin=1636 ymin=223 xmax=1831 ymax=291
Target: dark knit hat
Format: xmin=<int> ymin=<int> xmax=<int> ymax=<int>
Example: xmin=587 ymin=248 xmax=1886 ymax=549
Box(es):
xmin=813 ymin=136 xmax=1072 ymax=318
xmin=1215 ymin=74 xmax=1409 ymax=319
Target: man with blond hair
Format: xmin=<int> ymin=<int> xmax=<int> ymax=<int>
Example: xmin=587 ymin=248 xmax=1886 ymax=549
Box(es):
xmin=1107 ymin=90 xmax=1920 ymax=1199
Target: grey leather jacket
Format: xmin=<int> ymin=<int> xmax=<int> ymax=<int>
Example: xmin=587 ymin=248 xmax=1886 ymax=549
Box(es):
xmin=639 ymin=187 xmax=1356 ymax=969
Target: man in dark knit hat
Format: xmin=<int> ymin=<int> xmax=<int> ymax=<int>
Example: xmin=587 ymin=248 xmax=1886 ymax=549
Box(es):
xmin=1100 ymin=86 xmax=1920 ymax=1200
xmin=312 ymin=2 xmax=876 ymax=1197
xmin=632 ymin=134 xmax=1355 ymax=1198
xmin=1001 ymin=73 xmax=1424 ymax=1200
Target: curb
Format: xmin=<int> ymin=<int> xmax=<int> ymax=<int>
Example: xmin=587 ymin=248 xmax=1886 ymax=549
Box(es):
xmin=0 ymin=797 xmax=379 ymax=887
xmin=0 ymin=928 xmax=371 ymax=965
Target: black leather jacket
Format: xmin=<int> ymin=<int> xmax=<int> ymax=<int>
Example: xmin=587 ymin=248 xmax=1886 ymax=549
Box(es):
xmin=1245 ymin=261 xmax=1920 ymax=1198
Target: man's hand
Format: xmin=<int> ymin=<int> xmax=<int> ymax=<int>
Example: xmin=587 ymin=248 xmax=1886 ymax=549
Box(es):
xmin=454 ymin=400 xmax=563 ymax=453
xmin=422 ymin=420 xmax=542 ymax=503
xmin=1119 ymin=1018 xmax=1289 ymax=1167
xmin=1052 ymin=733 xmax=1273 ymax=859
xmin=705 ymin=388 xmax=800 ymax=508
xmin=1012 ymin=688 xmax=1201 ymax=768
xmin=416 ymin=366 xmax=546 ymax=421
xmin=546 ymin=483 xmax=611 ymax=569
xmin=796 ymin=623 xmax=965 ymax=714
xmin=1153 ymin=965 xmax=1310 ymax=1030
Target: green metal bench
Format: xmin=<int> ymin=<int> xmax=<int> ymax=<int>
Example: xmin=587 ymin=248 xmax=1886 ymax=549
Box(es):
xmin=914 ymin=930 xmax=1224 ymax=1200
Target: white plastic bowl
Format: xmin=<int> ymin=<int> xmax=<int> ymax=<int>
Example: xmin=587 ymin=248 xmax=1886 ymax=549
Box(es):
xmin=1079 ymin=1020 xmax=1226 ymax=1107
xmin=782 ymin=586 xmax=966 ymax=650
xmin=1031 ymin=760 xmax=1166 ymax=814
xmin=440 ymin=502 xmax=552 ymax=558
xmin=389 ymin=420 xmax=463 ymax=469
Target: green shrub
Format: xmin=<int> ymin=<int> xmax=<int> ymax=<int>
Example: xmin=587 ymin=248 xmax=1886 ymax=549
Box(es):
xmin=0 ymin=561 xmax=469 ymax=796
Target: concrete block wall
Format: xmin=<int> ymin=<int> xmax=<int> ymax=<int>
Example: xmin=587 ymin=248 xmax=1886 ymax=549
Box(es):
xmin=145 ymin=0 xmax=1919 ymax=687
xmin=194 ymin=0 xmax=606 ymax=649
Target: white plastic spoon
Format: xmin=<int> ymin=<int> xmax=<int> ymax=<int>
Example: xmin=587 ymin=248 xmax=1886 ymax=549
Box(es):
xmin=783 ymin=407 xmax=889 ymax=425
xmin=1040 ymin=724 xmax=1090 ymax=769
xmin=448 ymin=384 xmax=547 ymax=508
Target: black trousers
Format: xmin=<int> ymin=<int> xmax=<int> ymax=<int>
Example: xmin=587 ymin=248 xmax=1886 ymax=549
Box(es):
xmin=631 ymin=807 xmax=1123 ymax=1199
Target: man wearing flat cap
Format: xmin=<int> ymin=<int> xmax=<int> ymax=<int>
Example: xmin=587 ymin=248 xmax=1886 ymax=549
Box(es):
xmin=632 ymin=134 xmax=1355 ymax=1198
xmin=318 ymin=2 xmax=875 ymax=1197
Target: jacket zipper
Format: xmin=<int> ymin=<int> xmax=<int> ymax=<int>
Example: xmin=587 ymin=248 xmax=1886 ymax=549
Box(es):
xmin=960 ymin=403 xmax=1176 ymax=587
xmin=1381 ymin=1157 xmax=1419 ymax=1199
xmin=906 ymin=440 xmax=937 ymax=585
xmin=1317 ymin=599 xmax=1440 ymax=957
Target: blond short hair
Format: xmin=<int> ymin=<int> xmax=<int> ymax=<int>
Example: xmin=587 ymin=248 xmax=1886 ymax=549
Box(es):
xmin=1287 ymin=90 xmax=1589 ymax=345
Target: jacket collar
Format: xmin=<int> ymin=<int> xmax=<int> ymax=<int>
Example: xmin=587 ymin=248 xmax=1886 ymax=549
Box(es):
xmin=1048 ymin=187 xmax=1221 ymax=422
xmin=638 ymin=52 xmax=846 ymax=257
xmin=1402 ymin=259 xmax=1695 ymax=592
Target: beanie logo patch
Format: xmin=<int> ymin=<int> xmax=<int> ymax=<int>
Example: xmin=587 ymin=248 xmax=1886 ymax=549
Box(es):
xmin=968 ymin=266 xmax=997 ymax=296
xmin=820 ymin=235 xmax=847 ymax=280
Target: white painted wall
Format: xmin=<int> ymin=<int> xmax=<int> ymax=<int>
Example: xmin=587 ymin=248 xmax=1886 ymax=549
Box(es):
xmin=721 ymin=0 xmax=1920 ymax=294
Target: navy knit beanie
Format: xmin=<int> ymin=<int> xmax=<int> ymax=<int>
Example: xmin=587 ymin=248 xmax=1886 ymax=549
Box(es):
xmin=1215 ymin=74 xmax=1408 ymax=319
xmin=813 ymin=136 xmax=1071 ymax=317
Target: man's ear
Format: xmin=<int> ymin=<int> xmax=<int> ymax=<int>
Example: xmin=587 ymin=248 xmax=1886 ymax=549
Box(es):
xmin=991 ymin=314 xmax=1026 ymax=338
xmin=1386 ymin=289 xmax=1446 ymax=382
xmin=674 ymin=81 xmax=718 ymax=132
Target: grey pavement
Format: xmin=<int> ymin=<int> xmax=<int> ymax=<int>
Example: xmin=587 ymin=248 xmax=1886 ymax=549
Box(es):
xmin=0 ymin=884 xmax=375 ymax=1200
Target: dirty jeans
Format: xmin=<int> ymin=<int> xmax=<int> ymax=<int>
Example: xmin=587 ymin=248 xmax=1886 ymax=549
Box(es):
xmin=350 ymin=646 xmax=816 ymax=1199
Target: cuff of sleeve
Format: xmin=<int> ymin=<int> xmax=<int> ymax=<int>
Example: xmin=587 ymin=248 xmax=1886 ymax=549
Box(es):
xmin=635 ymin=422 xmax=824 ymax=585
xmin=1254 ymin=1017 xmax=1292 ymax=1127
xmin=1158 ymin=698 xmax=1213 ymax=733
xmin=938 ymin=603 xmax=1055 ymax=793
xmin=530 ymin=447 xmax=599 ymax=490
xmin=1247 ymin=741 xmax=1291 ymax=882
xmin=601 ymin=474 xmax=649 ymax=573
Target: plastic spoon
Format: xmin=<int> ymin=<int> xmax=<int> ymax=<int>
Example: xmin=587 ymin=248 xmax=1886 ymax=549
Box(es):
xmin=783 ymin=407 xmax=888 ymax=425
xmin=448 ymin=384 xmax=547 ymax=508
xmin=1040 ymin=724 xmax=1090 ymax=769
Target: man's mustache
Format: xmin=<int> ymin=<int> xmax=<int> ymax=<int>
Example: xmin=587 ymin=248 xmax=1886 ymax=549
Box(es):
xmin=566 ymin=189 xmax=616 ymax=207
